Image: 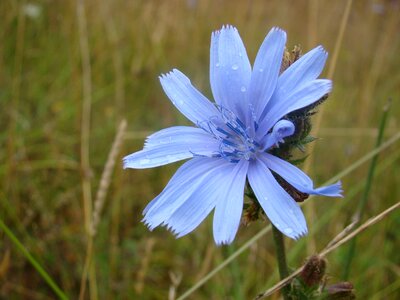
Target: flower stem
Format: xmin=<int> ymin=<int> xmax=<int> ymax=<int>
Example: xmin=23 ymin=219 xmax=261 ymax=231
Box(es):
xmin=272 ymin=224 xmax=291 ymax=300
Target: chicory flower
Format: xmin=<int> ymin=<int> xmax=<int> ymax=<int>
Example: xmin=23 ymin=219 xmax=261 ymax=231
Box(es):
xmin=124 ymin=25 xmax=342 ymax=245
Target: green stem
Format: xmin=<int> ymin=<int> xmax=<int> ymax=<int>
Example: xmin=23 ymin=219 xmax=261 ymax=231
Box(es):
xmin=342 ymin=100 xmax=391 ymax=280
xmin=0 ymin=217 xmax=68 ymax=300
xmin=272 ymin=225 xmax=291 ymax=300
xmin=225 ymin=245 xmax=244 ymax=300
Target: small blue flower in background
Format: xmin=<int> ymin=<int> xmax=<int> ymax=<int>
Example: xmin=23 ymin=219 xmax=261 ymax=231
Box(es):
xmin=124 ymin=25 xmax=342 ymax=245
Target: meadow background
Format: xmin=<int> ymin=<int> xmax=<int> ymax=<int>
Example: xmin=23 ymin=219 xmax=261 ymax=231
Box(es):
xmin=1 ymin=0 xmax=399 ymax=299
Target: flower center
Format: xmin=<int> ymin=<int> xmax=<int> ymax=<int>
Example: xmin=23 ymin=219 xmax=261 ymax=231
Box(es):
xmin=198 ymin=106 xmax=296 ymax=163
xmin=199 ymin=106 xmax=261 ymax=163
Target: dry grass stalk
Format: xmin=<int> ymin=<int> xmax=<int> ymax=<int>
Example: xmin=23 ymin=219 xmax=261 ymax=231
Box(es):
xmin=76 ymin=0 xmax=94 ymax=298
xmin=77 ymin=0 xmax=93 ymax=234
xmin=303 ymin=0 xmax=353 ymax=253
xmin=79 ymin=119 xmax=127 ymax=300
xmin=305 ymin=0 xmax=353 ymax=172
xmin=135 ymin=238 xmax=156 ymax=294
xmin=169 ymin=271 xmax=183 ymax=300
xmin=90 ymin=119 xmax=127 ymax=236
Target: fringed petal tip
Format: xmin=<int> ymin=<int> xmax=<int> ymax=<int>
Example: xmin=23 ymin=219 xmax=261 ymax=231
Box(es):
xmin=315 ymin=180 xmax=344 ymax=198
xmin=272 ymin=220 xmax=308 ymax=240
xmin=159 ymin=68 xmax=178 ymax=81
xmin=219 ymin=24 xmax=238 ymax=32
xmin=269 ymin=26 xmax=287 ymax=38
xmin=142 ymin=217 xmax=156 ymax=231
xmin=158 ymin=72 xmax=169 ymax=81
xmin=313 ymin=45 xmax=328 ymax=57
xmin=142 ymin=216 xmax=179 ymax=234
xmin=122 ymin=155 xmax=135 ymax=169
xmin=162 ymin=221 xmax=188 ymax=239
xmin=296 ymin=228 xmax=308 ymax=240
xmin=214 ymin=238 xmax=234 ymax=246
xmin=287 ymin=226 xmax=308 ymax=240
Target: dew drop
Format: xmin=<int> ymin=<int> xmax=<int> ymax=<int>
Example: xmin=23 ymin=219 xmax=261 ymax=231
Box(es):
xmin=231 ymin=64 xmax=239 ymax=70
xmin=139 ymin=158 xmax=151 ymax=165
xmin=284 ymin=228 xmax=293 ymax=234
xmin=179 ymin=100 xmax=184 ymax=105
xmin=238 ymin=52 xmax=243 ymax=57
xmin=240 ymin=86 xmax=246 ymax=92
xmin=259 ymin=68 xmax=264 ymax=73
xmin=216 ymin=62 xmax=220 ymax=67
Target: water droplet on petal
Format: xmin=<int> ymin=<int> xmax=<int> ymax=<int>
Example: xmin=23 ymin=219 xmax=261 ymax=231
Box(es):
xmin=259 ymin=68 xmax=264 ymax=73
xmin=216 ymin=62 xmax=220 ymax=67
xmin=179 ymin=100 xmax=184 ymax=105
xmin=284 ymin=228 xmax=293 ymax=234
xmin=240 ymin=86 xmax=246 ymax=92
xmin=231 ymin=64 xmax=239 ymax=70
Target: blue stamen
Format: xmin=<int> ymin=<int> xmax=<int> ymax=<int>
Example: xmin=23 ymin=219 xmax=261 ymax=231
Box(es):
xmin=216 ymin=127 xmax=232 ymax=138
xmin=200 ymin=105 xmax=263 ymax=163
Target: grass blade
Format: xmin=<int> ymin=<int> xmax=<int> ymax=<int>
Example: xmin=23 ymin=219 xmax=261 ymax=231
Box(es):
xmin=341 ymin=101 xmax=391 ymax=280
xmin=0 ymin=217 xmax=68 ymax=300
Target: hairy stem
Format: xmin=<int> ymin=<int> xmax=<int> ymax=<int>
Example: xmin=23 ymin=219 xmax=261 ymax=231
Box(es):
xmin=272 ymin=225 xmax=291 ymax=300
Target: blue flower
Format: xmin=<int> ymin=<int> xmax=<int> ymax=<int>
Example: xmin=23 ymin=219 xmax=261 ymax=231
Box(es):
xmin=124 ymin=26 xmax=342 ymax=245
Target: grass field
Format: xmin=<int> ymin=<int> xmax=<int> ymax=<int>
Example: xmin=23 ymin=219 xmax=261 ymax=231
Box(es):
xmin=1 ymin=0 xmax=399 ymax=299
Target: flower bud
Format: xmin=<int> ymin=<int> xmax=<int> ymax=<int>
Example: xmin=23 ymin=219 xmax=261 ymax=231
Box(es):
xmin=325 ymin=282 xmax=355 ymax=299
xmin=299 ymin=255 xmax=327 ymax=287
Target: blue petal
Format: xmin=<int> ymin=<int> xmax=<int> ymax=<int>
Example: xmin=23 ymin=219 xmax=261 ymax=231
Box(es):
xmin=123 ymin=127 xmax=219 ymax=169
xmin=213 ymin=159 xmax=249 ymax=245
xmin=264 ymin=46 xmax=328 ymax=115
xmin=143 ymin=157 xmax=226 ymax=230
xmin=161 ymin=159 xmax=239 ymax=238
xmin=144 ymin=126 xmax=214 ymax=149
xmin=258 ymin=79 xmax=332 ymax=136
xmin=247 ymin=158 xmax=307 ymax=239
xmin=313 ymin=181 xmax=343 ymax=197
xmin=248 ymin=27 xmax=286 ymax=122
xmin=160 ymin=69 xmax=220 ymax=125
xmin=210 ymin=25 xmax=251 ymax=121
xmin=262 ymin=120 xmax=295 ymax=150
xmin=262 ymin=153 xmax=343 ymax=197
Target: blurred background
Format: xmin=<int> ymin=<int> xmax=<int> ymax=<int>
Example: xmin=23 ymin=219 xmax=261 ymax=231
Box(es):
xmin=1 ymin=0 xmax=399 ymax=299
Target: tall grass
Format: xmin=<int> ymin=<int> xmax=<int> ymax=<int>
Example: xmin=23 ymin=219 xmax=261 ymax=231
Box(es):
xmin=1 ymin=1 xmax=399 ymax=299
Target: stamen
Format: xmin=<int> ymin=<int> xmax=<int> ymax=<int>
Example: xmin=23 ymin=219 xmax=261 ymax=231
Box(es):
xmin=198 ymin=105 xmax=264 ymax=163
